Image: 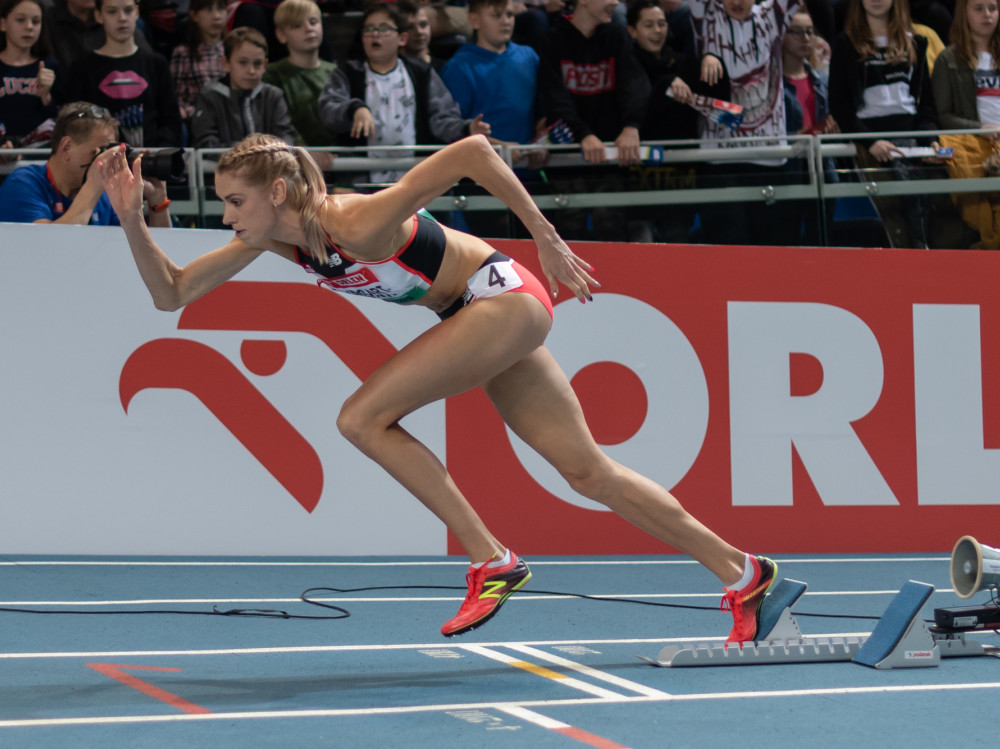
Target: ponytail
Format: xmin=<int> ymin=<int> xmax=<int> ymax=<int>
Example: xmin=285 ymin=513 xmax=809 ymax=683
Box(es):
xmin=217 ymin=134 xmax=331 ymax=262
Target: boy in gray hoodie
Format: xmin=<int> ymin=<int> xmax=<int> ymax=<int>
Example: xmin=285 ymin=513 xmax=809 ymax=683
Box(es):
xmin=191 ymin=26 xmax=296 ymax=147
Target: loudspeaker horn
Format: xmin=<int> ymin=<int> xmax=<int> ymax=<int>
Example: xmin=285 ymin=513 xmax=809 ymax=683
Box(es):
xmin=950 ymin=535 xmax=1000 ymax=599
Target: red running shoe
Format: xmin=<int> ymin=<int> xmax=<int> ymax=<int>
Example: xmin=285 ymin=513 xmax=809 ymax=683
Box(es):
xmin=720 ymin=556 xmax=777 ymax=647
xmin=441 ymin=551 xmax=532 ymax=637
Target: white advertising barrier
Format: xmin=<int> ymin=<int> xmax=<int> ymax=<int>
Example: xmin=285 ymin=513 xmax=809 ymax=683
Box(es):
xmin=1 ymin=223 xmax=447 ymax=555
xmin=3 ymin=222 xmax=1000 ymax=555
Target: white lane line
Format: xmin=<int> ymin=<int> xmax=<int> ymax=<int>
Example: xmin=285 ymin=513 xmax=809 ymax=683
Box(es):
xmin=0 ymin=589 xmax=939 ymax=607
xmin=0 ymin=633 xmax=883 ymax=659
xmin=493 ymin=705 xmax=632 ymax=748
xmin=505 ymin=644 xmax=671 ymax=698
xmin=2 ymin=682 xmax=1000 ymax=728
xmin=460 ymin=644 xmax=627 ymax=700
xmin=0 ymin=557 xmax=949 ymax=567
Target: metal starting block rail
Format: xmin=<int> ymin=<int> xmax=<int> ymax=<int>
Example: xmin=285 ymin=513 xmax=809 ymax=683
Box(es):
xmin=643 ymin=579 xmax=993 ymax=669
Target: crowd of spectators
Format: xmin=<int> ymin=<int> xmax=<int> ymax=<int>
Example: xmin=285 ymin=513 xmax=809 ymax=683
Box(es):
xmin=1 ymin=0 xmax=998 ymax=248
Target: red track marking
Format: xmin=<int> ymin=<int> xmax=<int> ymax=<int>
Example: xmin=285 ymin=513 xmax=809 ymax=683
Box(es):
xmin=556 ymin=726 xmax=630 ymax=748
xmin=86 ymin=663 xmax=212 ymax=715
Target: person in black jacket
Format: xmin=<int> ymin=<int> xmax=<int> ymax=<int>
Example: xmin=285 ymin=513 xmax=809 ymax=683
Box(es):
xmin=626 ymin=0 xmax=728 ymax=242
xmin=828 ymin=0 xmax=940 ymax=247
xmin=316 ymin=1 xmax=489 ymax=186
xmin=65 ymin=0 xmax=181 ymax=146
xmin=535 ymin=0 xmax=650 ymax=240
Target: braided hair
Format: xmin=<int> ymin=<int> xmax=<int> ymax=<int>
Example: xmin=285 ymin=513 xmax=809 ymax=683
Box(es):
xmin=217 ymin=134 xmax=331 ymax=263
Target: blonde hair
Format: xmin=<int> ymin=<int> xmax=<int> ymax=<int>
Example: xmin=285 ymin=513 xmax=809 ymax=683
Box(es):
xmin=951 ymin=0 xmax=1000 ymax=68
xmin=844 ymin=0 xmax=917 ymax=65
xmin=274 ymin=0 xmax=320 ymax=30
xmin=217 ymin=134 xmax=330 ymax=262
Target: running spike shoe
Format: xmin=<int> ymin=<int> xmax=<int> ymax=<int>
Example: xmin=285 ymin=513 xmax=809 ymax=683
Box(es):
xmin=720 ymin=555 xmax=777 ymax=647
xmin=441 ymin=550 xmax=532 ymax=637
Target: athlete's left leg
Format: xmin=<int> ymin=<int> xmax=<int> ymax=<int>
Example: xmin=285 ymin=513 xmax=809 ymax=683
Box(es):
xmin=482 ymin=345 xmax=746 ymax=586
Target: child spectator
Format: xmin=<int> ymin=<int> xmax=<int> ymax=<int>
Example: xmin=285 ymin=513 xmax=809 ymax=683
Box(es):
xmin=783 ymin=9 xmax=835 ymax=134
xmin=400 ymin=0 xmax=444 ymax=71
xmin=47 ymin=0 xmax=155 ymax=70
xmin=0 ymin=0 xmax=59 ymax=147
xmin=440 ymin=0 xmax=542 ymax=235
xmin=317 ymin=1 xmax=489 ymax=184
xmin=689 ymin=0 xmax=801 ymax=245
xmin=627 ymin=0 xmax=704 ymax=141
xmin=440 ymin=0 xmax=540 ymax=159
xmin=0 ymin=100 xmax=171 ymax=225
xmin=169 ymin=0 xmax=226 ymax=127
xmin=537 ymin=0 xmax=649 ymax=165
xmin=626 ymin=0 xmax=714 ymax=241
xmin=65 ymin=0 xmax=182 ymax=146
xmin=264 ymin=0 xmax=337 ymax=168
xmin=692 ymin=0 xmax=799 ymax=145
xmin=190 ymin=25 xmax=295 ymax=146
xmin=933 ymin=0 xmax=1000 ymax=247
xmin=828 ymin=0 xmax=939 ymax=247
xmin=535 ymin=0 xmax=650 ymax=240
xmin=782 ymin=7 xmax=838 ymax=244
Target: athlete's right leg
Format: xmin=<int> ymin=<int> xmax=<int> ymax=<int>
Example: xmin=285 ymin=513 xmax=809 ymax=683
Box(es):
xmin=482 ymin=344 xmax=746 ymax=584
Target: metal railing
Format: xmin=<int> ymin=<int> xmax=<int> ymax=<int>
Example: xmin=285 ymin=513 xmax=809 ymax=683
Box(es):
xmin=4 ymin=129 xmax=1000 ymax=245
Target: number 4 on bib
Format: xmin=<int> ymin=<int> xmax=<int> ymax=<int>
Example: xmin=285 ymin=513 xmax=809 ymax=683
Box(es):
xmin=488 ymin=265 xmax=507 ymax=288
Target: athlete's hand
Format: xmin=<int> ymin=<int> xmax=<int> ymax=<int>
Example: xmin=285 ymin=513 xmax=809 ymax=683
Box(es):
xmin=98 ymin=145 xmax=144 ymax=219
xmin=535 ymin=226 xmax=600 ymax=303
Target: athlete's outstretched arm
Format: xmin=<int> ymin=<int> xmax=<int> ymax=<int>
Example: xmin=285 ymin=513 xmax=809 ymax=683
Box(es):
xmin=100 ymin=148 xmax=264 ymax=311
xmin=364 ymin=135 xmax=598 ymax=302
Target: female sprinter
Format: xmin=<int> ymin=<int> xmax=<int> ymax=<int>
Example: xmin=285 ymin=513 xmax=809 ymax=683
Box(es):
xmin=99 ymin=133 xmax=774 ymax=642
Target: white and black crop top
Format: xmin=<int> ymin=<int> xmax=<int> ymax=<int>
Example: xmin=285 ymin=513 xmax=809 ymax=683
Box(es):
xmin=294 ymin=213 xmax=447 ymax=304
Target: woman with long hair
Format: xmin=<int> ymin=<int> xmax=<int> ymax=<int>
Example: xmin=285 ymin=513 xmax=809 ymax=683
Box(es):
xmin=932 ymin=0 xmax=1000 ymax=247
xmin=933 ymin=0 xmax=1000 ymax=132
xmin=98 ymin=133 xmax=777 ymax=642
xmin=828 ymin=0 xmax=940 ymax=247
xmin=0 ymin=0 xmax=57 ymax=147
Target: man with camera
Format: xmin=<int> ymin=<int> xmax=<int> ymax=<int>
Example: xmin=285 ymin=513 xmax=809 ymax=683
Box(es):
xmin=0 ymin=101 xmax=172 ymax=226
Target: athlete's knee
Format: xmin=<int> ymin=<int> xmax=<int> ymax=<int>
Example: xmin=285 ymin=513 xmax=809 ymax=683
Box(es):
xmin=336 ymin=394 xmax=377 ymax=449
xmin=560 ymin=456 xmax=618 ymax=503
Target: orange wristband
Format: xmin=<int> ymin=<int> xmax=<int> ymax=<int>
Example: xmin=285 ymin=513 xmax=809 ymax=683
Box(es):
xmin=149 ymin=197 xmax=171 ymax=213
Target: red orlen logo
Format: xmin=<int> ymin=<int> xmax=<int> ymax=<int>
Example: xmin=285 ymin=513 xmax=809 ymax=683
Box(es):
xmin=118 ymin=281 xmax=398 ymax=513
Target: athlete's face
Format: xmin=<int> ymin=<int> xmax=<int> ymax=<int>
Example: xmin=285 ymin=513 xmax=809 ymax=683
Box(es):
xmin=217 ymin=172 xmax=280 ymax=245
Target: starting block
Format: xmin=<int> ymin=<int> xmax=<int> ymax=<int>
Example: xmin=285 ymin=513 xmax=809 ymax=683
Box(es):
xmin=643 ymin=578 xmax=992 ymax=669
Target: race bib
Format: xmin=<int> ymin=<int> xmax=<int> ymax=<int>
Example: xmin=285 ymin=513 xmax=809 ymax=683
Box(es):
xmin=467 ymin=260 xmax=523 ymax=301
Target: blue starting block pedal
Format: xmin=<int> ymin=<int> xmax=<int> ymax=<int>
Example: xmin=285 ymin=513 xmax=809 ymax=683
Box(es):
xmin=642 ymin=578 xmax=989 ymax=669
xmin=643 ymin=579 xmax=868 ymax=667
xmin=852 ymin=580 xmax=938 ymax=669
